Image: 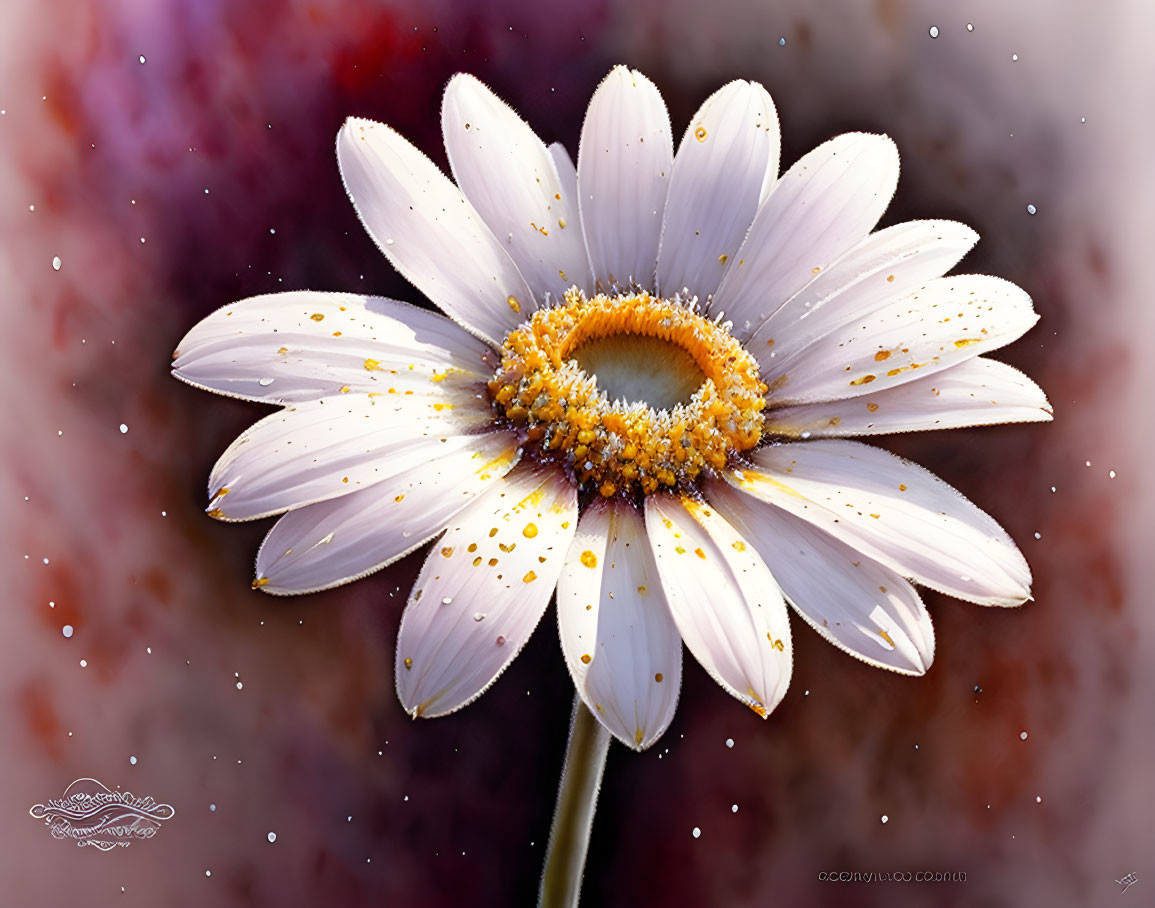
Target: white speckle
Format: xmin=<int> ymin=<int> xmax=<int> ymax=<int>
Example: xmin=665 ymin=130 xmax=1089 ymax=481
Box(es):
xmin=161 ymin=510 xmax=167 ymax=517
xmin=1026 ymin=204 xmax=1037 ymax=216
xmin=257 ymin=377 xmax=275 ymax=387
xmin=1050 ymin=486 xmax=1056 ymax=493
xmin=62 ymin=625 xmax=73 ymax=638
xmin=1080 ymin=117 xmax=1086 ymax=124
xmin=129 ymin=755 xmax=137 ymax=765
xmin=928 ymin=25 xmax=939 ymax=38
xmin=209 ymin=803 xmax=216 ymax=812
xmin=79 ymin=659 xmax=87 ymax=668
xmin=1012 ymin=53 xmax=1019 ymax=61
xmin=1034 ymin=532 xmax=1041 ymax=540
xmin=146 ymin=647 xmax=152 ymax=654
xmin=43 ymin=557 xmax=49 ymax=565
xmin=966 ymin=23 xmax=974 ymax=31
xmin=236 ymin=682 xmax=243 ymax=690
xmin=691 ymin=827 xmax=701 ymax=839
xmin=1085 ymin=460 xmax=1091 ymax=467
xmin=441 ymin=597 xmax=453 ymax=605
xmin=385 ymin=238 xmax=395 ymax=246
xmin=140 ymin=237 xmax=146 ymax=244
xmin=804 ymin=689 xmax=810 ymax=696
xmin=1109 ymin=470 xmax=1116 ymax=479
xmin=1020 ymin=731 xmax=1029 ymax=740
xmin=1035 ymin=796 xmax=1041 ymax=803
xmin=267 ymin=832 xmax=277 ymax=843
xmin=269 ymin=228 xmax=276 ymax=235
xmin=725 ymin=738 xmax=734 ymax=749
xmin=29 ymin=204 xmax=34 ymax=211
xmin=881 ymin=815 xmax=888 ymax=824
xmin=731 ymin=804 xmax=738 ymax=813
xmin=119 ymin=423 xmax=129 ymax=434
xmin=403 ymin=795 xmax=409 ymax=802
xmin=205 ymin=871 xmax=212 ymax=878
xmin=52 ymin=256 xmax=62 ymax=271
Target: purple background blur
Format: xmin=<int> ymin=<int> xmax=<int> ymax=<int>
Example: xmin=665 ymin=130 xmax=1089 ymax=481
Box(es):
xmin=2 ymin=0 xmax=1151 ymax=905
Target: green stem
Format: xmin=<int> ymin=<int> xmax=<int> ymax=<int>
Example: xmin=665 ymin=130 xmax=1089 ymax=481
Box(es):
xmin=538 ymin=695 xmax=611 ymax=908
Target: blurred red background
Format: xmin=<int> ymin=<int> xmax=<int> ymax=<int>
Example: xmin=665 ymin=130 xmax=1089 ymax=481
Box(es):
xmin=1 ymin=0 xmax=1149 ymax=905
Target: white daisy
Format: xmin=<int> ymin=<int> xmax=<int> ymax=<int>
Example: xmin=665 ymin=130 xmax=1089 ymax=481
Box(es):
xmin=173 ymin=66 xmax=1049 ymax=751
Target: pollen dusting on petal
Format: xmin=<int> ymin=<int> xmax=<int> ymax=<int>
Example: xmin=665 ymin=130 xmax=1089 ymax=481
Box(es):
xmin=580 ymin=550 xmax=598 ymax=568
xmin=488 ymin=289 xmax=766 ymax=496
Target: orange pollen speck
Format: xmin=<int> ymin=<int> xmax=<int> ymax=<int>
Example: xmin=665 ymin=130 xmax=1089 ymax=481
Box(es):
xmin=487 ymin=288 xmax=767 ymax=495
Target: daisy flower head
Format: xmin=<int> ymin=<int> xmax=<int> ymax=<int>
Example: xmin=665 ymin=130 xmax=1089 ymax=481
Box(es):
xmin=173 ymin=66 xmax=1049 ymax=751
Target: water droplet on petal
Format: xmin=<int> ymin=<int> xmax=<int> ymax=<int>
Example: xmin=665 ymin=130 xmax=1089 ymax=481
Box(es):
xmin=258 ymin=377 xmax=275 ymax=387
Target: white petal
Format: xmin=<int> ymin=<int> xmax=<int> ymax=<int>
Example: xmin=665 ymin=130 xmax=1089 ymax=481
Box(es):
xmin=207 ymin=394 xmax=492 ymax=521
xmin=644 ymin=494 xmax=792 ymax=718
xmin=254 ymin=431 xmax=519 ymax=594
xmin=728 ymin=439 xmax=1031 ymax=606
xmin=556 ymin=499 xmax=681 ymax=750
xmin=707 ymin=479 xmax=934 ymax=675
xmin=747 ymin=220 xmax=978 ymax=368
xmin=442 ymin=74 xmax=592 ymax=305
xmin=549 ymin=143 xmax=579 ymax=204
xmin=656 ymin=81 xmax=780 ymax=301
xmin=172 ymin=292 xmax=493 ymax=404
xmin=577 ymin=66 xmax=673 ymax=292
xmin=766 ymin=275 xmax=1039 ymax=405
xmin=765 ymin=357 xmax=1053 ymax=437
xmin=395 ymin=462 xmax=577 ymax=718
xmin=336 ymin=117 xmax=534 ymax=347
xmin=712 ymin=133 xmax=900 ymax=338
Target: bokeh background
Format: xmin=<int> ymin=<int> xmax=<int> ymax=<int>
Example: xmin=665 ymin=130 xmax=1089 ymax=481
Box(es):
xmin=1 ymin=0 xmax=1151 ymax=905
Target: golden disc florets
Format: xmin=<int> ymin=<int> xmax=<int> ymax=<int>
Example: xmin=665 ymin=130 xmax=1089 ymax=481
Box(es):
xmin=488 ymin=289 xmax=768 ymax=496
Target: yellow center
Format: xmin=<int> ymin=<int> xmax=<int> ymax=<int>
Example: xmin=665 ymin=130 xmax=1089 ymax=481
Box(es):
xmin=488 ymin=289 xmax=767 ymax=497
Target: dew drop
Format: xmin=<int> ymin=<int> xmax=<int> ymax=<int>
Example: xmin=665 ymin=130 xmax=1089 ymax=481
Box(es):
xmin=52 ymin=256 xmax=61 ymax=271
xmin=966 ymin=23 xmax=974 ymax=31
xmin=778 ymin=36 xmax=786 ymax=46
xmin=928 ymin=25 xmax=939 ymax=38
xmin=881 ymin=815 xmax=888 ymax=824
xmin=129 ymin=755 xmax=137 ymax=765
xmin=441 ymin=596 xmax=453 ymax=605
xmin=692 ymin=827 xmax=701 ymax=839
xmin=1020 ymin=731 xmax=1029 ymax=740
xmin=267 ymin=832 xmax=277 ymax=843
xmin=1012 ymin=53 xmax=1019 ymax=61
xmin=473 ymin=612 xmax=486 ymax=622
xmin=119 ymin=423 xmax=129 ymax=434
xmin=139 ymin=55 xmax=146 ymax=64
xmin=725 ymin=738 xmax=734 ymax=748
xmin=62 ymin=625 xmax=73 ymax=638
xmin=257 ymin=377 xmax=275 ymax=387
xmin=1026 ymin=203 xmax=1037 ymax=215
xmin=209 ymin=804 xmax=217 ymax=812
xmin=731 ymin=804 xmax=738 ymax=813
